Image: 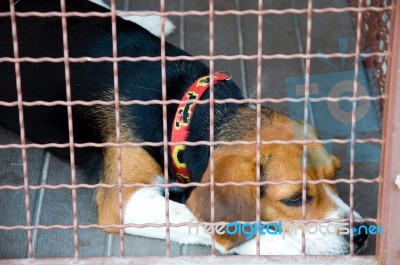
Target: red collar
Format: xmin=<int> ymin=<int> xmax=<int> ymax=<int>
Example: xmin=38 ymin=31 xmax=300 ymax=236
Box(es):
xmin=171 ymin=72 xmax=232 ymax=183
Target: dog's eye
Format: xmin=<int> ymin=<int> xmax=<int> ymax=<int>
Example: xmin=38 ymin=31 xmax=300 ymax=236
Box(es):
xmin=281 ymin=194 xmax=312 ymax=207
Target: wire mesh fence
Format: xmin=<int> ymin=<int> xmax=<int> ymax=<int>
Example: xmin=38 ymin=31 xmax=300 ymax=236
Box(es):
xmin=0 ymin=0 xmax=398 ymax=264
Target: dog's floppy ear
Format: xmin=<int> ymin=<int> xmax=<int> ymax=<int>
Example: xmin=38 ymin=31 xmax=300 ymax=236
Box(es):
xmin=307 ymin=144 xmax=341 ymax=180
xmin=186 ymin=151 xmax=257 ymax=249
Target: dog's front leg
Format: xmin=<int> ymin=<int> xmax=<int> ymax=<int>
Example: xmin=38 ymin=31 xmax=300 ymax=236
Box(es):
xmin=96 ymin=146 xmax=214 ymax=246
xmin=96 ymin=146 xmax=163 ymax=233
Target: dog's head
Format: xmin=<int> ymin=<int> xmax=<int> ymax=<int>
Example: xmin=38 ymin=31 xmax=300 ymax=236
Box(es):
xmin=187 ymin=107 xmax=367 ymax=255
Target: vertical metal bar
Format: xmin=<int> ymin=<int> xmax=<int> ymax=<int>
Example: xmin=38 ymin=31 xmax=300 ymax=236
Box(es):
xmin=255 ymin=0 xmax=263 ymax=256
xmin=60 ymin=0 xmax=79 ymax=258
xmin=234 ymin=0 xmax=248 ymax=98
xmin=301 ymin=0 xmax=313 ymax=256
xmin=348 ymin=0 xmax=364 ymax=256
xmin=208 ymin=0 xmax=216 ymax=256
xmin=109 ymin=0 xmax=124 ymax=256
xmin=291 ymin=0 xmax=315 ymax=127
xmin=160 ymin=0 xmax=171 ymax=257
xmin=8 ymin=0 xmax=33 ymax=259
xmin=376 ymin=1 xmax=400 ymax=264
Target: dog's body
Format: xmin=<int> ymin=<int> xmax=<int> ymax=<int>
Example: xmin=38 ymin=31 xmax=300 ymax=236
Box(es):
xmin=0 ymin=0 xmax=368 ymax=255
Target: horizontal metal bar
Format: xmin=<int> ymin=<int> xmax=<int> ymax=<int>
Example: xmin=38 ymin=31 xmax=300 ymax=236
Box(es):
xmin=0 ymin=256 xmax=378 ymax=265
xmin=0 ymin=177 xmax=382 ymax=191
xmin=0 ymin=52 xmax=388 ymax=63
xmin=0 ymin=217 xmax=380 ymax=231
xmin=0 ymin=95 xmax=385 ymax=108
xmin=0 ymin=6 xmax=392 ymax=18
xmin=0 ymin=138 xmax=383 ymax=150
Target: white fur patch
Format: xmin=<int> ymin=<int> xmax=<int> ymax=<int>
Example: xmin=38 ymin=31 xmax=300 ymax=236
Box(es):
xmin=396 ymin=175 xmax=400 ymax=189
xmin=231 ymin=232 xmax=303 ymax=255
xmin=124 ymin=185 xmax=301 ymax=255
xmin=122 ymin=183 xmax=362 ymax=255
xmin=89 ymin=0 xmax=175 ymax=37
xmin=123 ymin=15 xmax=175 ymax=37
xmin=323 ymin=185 xmax=362 ymax=219
xmin=121 ymin=181 xmax=361 ymax=255
xmin=123 ymin=185 xmax=214 ymax=246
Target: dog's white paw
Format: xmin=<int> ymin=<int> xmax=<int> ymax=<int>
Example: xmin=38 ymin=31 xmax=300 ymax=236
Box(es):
xmin=124 ymin=15 xmax=176 ymax=37
xmin=123 ymin=187 xmax=211 ymax=245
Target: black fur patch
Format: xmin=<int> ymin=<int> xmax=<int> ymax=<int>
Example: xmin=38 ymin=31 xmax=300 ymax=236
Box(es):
xmin=0 ymin=0 xmax=246 ymax=191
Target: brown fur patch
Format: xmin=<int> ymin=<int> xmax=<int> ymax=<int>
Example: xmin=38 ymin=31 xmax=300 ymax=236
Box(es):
xmin=96 ymin=145 xmax=162 ymax=232
xmin=187 ymin=107 xmax=342 ymax=249
xmin=92 ymin=98 xmax=164 ymax=232
xmin=91 ymin=104 xmax=134 ymax=142
xmin=187 ymin=152 xmax=258 ymax=249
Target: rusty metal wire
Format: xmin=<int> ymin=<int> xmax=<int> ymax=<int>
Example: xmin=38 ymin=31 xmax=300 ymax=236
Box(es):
xmin=0 ymin=217 xmax=380 ymax=231
xmin=0 ymin=95 xmax=386 ymax=109
xmin=208 ymin=0 xmax=216 ymax=255
xmin=0 ymin=177 xmax=382 ymax=192
xmin=299 ymin=0 xmax=314 ymax=255
xmin=255 ymin=0 xmax=263 ymax=256
xmin=0 ymin=51 xmax=389 ymax=63
xmin=0 ymin=6 xmax=392 ymax=18
xmin=160 ymin=0 xmax=172 ymax=256
xmin=348 ymin=0 xmax=364 ymax=255
xmin=0 ymin=138 xmax=384 ymax=151
xmin=59 ymin=0 xmax=79 ymax=259
xmin=7 ymin=0 xmax=33 ymax=259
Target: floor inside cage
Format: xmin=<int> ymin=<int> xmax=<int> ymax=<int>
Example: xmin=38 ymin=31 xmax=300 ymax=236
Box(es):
xmin=0 ymin=0 xmax=381 ymax=259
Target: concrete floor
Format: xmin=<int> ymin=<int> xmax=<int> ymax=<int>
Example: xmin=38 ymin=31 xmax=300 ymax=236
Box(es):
xmin=0 ymin=0 xmax=382 ymax=259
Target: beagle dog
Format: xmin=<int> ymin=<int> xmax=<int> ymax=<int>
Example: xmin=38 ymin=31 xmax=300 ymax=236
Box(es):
xmin=0 ymin=0 xmax=368 ymax=255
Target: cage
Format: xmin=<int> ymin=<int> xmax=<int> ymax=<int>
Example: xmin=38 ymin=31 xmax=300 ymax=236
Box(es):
xmin=0 ymin=0 xmax=399 ymax=264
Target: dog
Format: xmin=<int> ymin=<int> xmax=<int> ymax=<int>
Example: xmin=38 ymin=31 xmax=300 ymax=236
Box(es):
xmin=0 ymin=0 xmax=368 ymax=255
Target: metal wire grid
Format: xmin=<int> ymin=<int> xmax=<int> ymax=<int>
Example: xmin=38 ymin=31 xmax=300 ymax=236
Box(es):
xmin=0 ymin=0 xmax=397 ymax=263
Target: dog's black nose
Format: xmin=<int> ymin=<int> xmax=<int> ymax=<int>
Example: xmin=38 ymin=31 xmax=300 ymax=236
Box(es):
xmin=353 ymin=222 xmax=369 ymax=246
xmin=344 ymin=222 xmax=369 ymax=248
